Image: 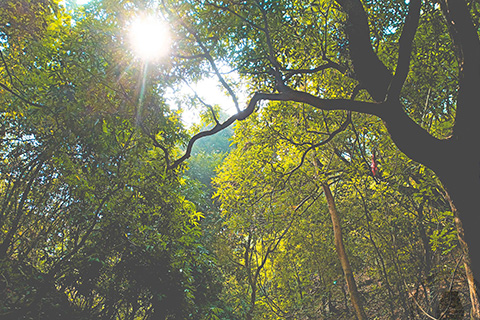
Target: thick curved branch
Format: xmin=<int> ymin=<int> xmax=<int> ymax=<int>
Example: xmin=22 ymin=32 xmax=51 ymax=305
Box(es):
xmin=381 ymin=101 xmax=449 ymax=169
xmin=387 ymin=0 xmax=421 ymax=100
xmin=335 ymin=0 xmax=392 ymax=101
xmin=168 ymin=92 xmax=263 ymax=170
xmin=333 ymin=0 xmax=450 ymax=169
xmin=260 ymin=89 xmax=385 ymax=117
xmin=443 ymin=0 xmax=480 ymax=67
xmin=255 ymin=88 xmax=448 ymax=170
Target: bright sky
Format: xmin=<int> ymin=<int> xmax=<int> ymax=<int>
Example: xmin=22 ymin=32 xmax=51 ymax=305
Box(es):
xmin=165 ymin=75 xmax=246 ymax=127
xmin=125 ymin=13 xmax=244 ymax=126
xmin=61 ymin=3 xmax=246 ymax=127
xmin=128 ymin=16 xmax=171 ymax=61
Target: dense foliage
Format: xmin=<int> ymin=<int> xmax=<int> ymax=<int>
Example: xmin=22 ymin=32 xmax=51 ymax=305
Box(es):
xmin=1 ymin=0 xmax=477 ymax=319
xmin=0 ymin=1 xmax=219 ymax=318
xmin=213 ymin=105 xmax=464 ymax=319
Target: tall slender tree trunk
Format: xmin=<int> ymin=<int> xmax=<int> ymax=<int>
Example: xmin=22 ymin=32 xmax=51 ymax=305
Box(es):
xmin=322 ymin=182 xmax=367 ymax=320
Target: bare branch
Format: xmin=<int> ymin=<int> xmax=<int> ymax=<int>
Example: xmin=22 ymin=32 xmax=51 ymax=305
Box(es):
xmin=0 ymin=82 xmax=48 ymax=110
xmin=387 ymin=0 xmax=421 ymax=100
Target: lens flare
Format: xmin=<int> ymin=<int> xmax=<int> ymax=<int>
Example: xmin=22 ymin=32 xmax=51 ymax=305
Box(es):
xmin=129 ymin=15 xmax=171 ymax=61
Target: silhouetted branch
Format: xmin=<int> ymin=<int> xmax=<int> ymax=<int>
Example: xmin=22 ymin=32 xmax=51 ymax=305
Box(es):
xmin=387 ymin=0 xmax=421 ymax=100
xmin=168 ymin=91 xmax=264 ymax=169
xmin=283 ymin=59 xmax=347 ymax=81
xmin=0 ymin=82 xmax=48 ymax=110
xmin=335 ymin=0 xmax=392 ymax=101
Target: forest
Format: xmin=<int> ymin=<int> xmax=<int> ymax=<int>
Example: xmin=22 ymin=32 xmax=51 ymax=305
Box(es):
xmin=1 ymin=0 xmax=480 ymax=319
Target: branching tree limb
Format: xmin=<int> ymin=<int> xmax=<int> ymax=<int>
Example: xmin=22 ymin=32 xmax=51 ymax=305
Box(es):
xmin=168 ymin=91 xmax=261 ymax=170
xmin=335 ymin=0 xmax=392 ymax=101
xmin=387 ymin=0 xmax=421 ymax=100
xmin=283 ymin=59 xmax=347 ymax=81
xmin=441 ymin=0 xmax=480 ymax=140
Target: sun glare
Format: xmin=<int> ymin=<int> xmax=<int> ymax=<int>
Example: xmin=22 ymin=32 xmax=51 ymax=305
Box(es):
xmin=129 ymin=15 xmax=171 ymax=61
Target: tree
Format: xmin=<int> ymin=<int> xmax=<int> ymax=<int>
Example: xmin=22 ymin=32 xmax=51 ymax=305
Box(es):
xmin=3 ymin=0 xmax=479 ymax=317
xmin=321 ymin=180 xmax=367 ymax=320
xmin=159 ymin=0 xmax=480 ymax=315
xmin=0 ymin=1 xmax=220 ymax=318
xmin=213 ymin=97 xmax=468 ymax=318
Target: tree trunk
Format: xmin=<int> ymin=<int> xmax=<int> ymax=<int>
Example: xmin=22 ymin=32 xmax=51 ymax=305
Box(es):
xmin=431 ymin=142 xmax=480 ymax=276
xmin=246 ymin=285 xmax=256 ymax=320
xmin=334 ymin=0 xmax=480 ymax=315
xmin=444 ymin=183 xmax=480 ymax=320
xmin=322 ymin=182 xmax=368 ymax=320
xmin=455 ymin=216 xmax=480 ymax=320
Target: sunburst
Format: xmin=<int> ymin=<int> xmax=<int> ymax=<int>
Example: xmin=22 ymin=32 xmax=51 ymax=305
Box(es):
xmin=128 ymin=15 xmax=171 ymax=61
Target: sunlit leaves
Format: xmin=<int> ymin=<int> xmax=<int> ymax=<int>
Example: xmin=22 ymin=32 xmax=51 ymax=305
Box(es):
xmin=0 ymin=1 xmax=219 ymax=318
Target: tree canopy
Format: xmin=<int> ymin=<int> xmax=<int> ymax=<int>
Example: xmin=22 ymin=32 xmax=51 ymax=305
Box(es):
xmin=1 ymin=0 xmax=480 ymax=319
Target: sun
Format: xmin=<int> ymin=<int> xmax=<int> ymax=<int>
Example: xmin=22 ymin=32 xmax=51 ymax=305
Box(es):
xmin=128 ymin=15 xmax=171 ymax=61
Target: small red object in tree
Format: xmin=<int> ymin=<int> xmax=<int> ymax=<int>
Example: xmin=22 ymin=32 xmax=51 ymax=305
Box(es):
xmin=371 ymin=153 xmax=379 ymax=177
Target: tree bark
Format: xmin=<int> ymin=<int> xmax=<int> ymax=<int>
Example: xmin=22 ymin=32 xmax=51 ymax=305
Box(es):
xmin=322 ymin=182 xmax=368 ymax=320
xmin=446 ymin=191 xmax=480 ymax=319
xmin=242 ymin=0 xmax=480 ymax=314
xmin=333 ymin=1 xmax=480 ymax=315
